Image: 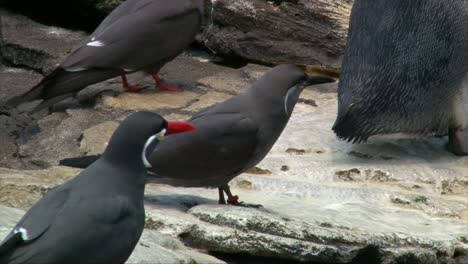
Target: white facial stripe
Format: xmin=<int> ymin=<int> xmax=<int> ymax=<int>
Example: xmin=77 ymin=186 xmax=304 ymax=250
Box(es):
xmin=142 ymin=129 xmax=166 ymax=168
xmin=284 ymin=88 xmax=291 ymax=115
xmin=66 ymin=68 xmax=88 ymax=72
xmin=86 ymin=40 xmax=105 ymax=47
xmin=284 ymin=85 xmax=299 ymax=116
xmin=14 ymin=227 xmax=29 ymax=240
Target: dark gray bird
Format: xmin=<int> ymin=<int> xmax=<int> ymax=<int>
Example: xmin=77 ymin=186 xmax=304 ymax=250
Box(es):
xmin=333 ymin=0 xmax=468 ymax=155
xmin=146 ymin=65 xmax=336 ymax=205
xmin=0 ymin=111 xmax=195 ymax=264
xmin=7 ymin=0 xmax=205 ymax=110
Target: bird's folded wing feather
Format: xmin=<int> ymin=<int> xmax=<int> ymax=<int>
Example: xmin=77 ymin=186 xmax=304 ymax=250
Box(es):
xmin=0 ymin=185 xmax=71 ymax=252
xmin=189 ymin=94 xmax=250 ymax=122
xmin=62 ymin=0 xmax=201 ymax=71
xmin=150 ymin=112 xmax=259 ymax=181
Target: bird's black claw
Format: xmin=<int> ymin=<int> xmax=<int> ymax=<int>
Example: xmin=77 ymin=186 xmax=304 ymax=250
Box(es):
xmin=228 ymin=200 xmax=263 ymax=208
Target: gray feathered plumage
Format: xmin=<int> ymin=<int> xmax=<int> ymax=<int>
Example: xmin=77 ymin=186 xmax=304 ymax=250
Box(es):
xmin=0 ymin=112 xmax=168 ymax=264
xmin=148 ymin=65 xmax=335 ymax=187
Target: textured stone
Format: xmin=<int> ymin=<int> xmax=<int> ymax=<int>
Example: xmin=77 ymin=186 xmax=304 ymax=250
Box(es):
xmin=163 ymin=113 xmax=191 ymax=122
xmin=199 ymin=0 xmax=352 ymax=68
xmin=197 ymin=70 xmax=252 ymax=94
xmin=18 ymin=108 xmax=123 ymax=168
xmin=80 ymin=121 xmax=119 ymax=155
xmin=0 ymin=166 xmax=80 ymax=209
xmin=127 ymin=230 xmax=224 ymax=264
xmin=100 ymin=91 xmax=199 ymax=111
xmin=0 ymin=130 xmax=18 ymax=169
xmin=0 ymin=8 xmax=86 ymax=72
xmin=0 ymin=66 xmax=43 ymax=104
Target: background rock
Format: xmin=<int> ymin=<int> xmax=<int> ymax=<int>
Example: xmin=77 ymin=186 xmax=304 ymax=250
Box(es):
xmin=0 ymin=166 xmax=79 ymax=208
xmin=0 ymin=9 xmax=86 ymax=73
xmin=0 ymin=66 xmax=42 ymax=104
xmin=200 ymin=0 xmax=352 ymax=68
xmin=79 ymin=121 xmax=119 ymax=155
xmin=18 ymin=108 xmax=125 ymax=168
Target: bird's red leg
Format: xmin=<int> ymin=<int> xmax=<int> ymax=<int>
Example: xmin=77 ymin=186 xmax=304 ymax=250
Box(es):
xmin=121 ymin=75 xmax=144 ymax=92
xmin=152 ymin=73 xmax=183 ymax=92
xmin=222 ymin=185 xmax=240 ymax=205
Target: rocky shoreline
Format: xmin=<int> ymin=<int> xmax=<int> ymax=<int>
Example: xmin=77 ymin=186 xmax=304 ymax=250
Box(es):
xmin=0 ymin=2 xmax=467 ymax=264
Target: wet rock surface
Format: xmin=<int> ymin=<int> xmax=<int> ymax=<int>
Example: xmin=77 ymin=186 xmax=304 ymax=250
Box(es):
xmin=0 ymin=5 xmax=467 ymax=264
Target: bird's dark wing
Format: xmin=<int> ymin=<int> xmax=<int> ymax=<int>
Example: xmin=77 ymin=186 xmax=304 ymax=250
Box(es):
xmin=91 ymin=0 xmax=156 ymax=37
xmin=0 ymin=194 xmax=142 ymax=263
xmin=62 ymin=0 xmax=202 ymax=71
xmin=189 ymin=94 xmax=248 ymax=122
xmin=0 ymin=185 xmax=70 ymax=253
xmin=149 ymin=113 xmax=259 ymax=187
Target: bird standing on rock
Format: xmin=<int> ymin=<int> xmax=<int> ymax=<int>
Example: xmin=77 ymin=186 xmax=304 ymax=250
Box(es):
xmin=7 ymin=0 xmax=205 ymax=110
xmin=147 ymin=65 xmax=336 ymax=206
xmin=0 ymin=111 xmax=196 ymax=264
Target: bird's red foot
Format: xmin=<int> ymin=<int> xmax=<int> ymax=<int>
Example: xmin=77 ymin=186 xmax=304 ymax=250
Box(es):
xmin=227 ymin=195 xmax=240 ymax=205
xmin=152 ymin=73 xmax=183 ymax=92
xmin=158 ymin=84 xmax=183 ymax=92
xmin=121 ymin=75 xmax=144 ymax=93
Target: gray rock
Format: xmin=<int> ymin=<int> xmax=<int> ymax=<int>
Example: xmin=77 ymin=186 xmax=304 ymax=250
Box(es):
xmin=0 ymin=205 xmax=23 ymax=239
xmin=0 ymin=130 xmax=20 ymax=169
xmin=0 ymin=66 xmax=43 ymax=104
xmin=0 ymin=8 xmax=86 ymax=73
xmin=100 ymin=90 xmax=200 ymax=111
xmin=79 ymin=121 xmax=119 ymax=155
xmin=199 ymin=0 xmax=353 ymax=68
xmin=196 ymin=63 xmax=269 ymax=95
xmin=184 ymin=205 xmax=363 ymax=263
xmin=180 ymin=205 xmax=466 ymax=263
xmin=128 ymin=230 xmax=224 ymax=264
xmin=18 ymin=108 xmax=124 ymax=168
xmin=0 ymin=166 xmax=79 ymax=209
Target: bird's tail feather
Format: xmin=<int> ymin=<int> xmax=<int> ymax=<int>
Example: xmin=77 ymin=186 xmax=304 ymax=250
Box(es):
xmin=6 ymin=68 xmax=120 ymax=110
xmin=6 ymin=68 xmax=64 ymax=107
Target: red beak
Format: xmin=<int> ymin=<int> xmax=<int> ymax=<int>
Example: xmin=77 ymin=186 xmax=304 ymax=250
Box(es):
xmin=166 ymin=121 xmax=196 ymax=135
